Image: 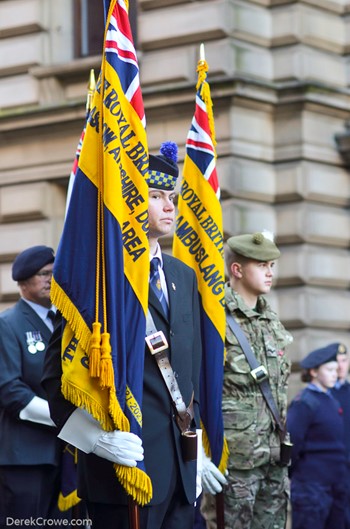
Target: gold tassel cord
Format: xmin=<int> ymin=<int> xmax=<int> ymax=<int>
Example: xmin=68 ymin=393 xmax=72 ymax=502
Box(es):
xmin=196 ymin=59 xmax=217 ymax=156
xmin=100 ymin=332 xmax=114 ymax=389
xmin=89 ymin=322 xmax=102 ymax=377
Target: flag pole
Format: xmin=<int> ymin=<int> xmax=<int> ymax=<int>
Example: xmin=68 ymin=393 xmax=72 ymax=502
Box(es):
xmin=199 ymin=42 xmax=226 ymax=529
xmin=128 ymin=496 xmax=140 ymax=529
xmin=216 ymin=489 xmax=225 ymax=529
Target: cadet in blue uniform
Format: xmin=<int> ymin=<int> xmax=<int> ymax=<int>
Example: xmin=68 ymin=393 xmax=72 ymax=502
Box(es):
xmin=287 ymin=343 xmax=347 ymax=529
xmin=331 ymin=344 xmax=350 ymax=529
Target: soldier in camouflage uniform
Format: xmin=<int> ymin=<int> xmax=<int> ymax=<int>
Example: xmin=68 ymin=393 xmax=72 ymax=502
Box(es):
xmin=201 ymin=232 xmax=293 ymax=529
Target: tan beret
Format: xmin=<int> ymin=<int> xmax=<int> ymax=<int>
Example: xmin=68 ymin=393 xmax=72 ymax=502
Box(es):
xmin=226 ymin=232 xmax=280 ymax=261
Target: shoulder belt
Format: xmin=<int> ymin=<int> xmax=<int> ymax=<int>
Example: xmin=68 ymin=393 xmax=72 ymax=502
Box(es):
xmin=226 ymin=309 xmax=285 ymax=439
xmin=145 ymin=310 xmax=194 ymax=433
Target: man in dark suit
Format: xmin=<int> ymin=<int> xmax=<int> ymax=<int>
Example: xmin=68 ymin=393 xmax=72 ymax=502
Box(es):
xmin=0 ymin=245 xmax=65 ymax=522
xmin=42 ymin=142 xmax=202 ymax=529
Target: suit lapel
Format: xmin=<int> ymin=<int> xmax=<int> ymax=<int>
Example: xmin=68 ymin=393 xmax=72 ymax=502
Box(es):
xmin=149 ymin=286 xmax=167 ymax=320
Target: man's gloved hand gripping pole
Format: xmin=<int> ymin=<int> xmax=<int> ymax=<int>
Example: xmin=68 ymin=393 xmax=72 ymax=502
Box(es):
xmin=58 ymin=407 xmax=144 ymax=467
xmin=196 ymin=429 xmax=228 ymax=496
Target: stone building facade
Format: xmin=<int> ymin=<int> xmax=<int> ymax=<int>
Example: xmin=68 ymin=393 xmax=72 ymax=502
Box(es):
xmin=1 ymin=0 xmax=350 ymax=396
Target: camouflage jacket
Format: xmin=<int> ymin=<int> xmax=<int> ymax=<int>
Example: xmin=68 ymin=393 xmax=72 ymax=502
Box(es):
xmin=224 ymin=284 xmax=293 ymax=470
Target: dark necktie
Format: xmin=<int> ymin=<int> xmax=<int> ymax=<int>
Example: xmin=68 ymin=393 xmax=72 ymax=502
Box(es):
xmin=150 ymin=258 xmax=169 ymax=318
xmin=47 ymin=309 xmax=55 ymax=322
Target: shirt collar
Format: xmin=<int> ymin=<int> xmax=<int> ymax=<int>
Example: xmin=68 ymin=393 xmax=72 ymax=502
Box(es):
xmin=150 ymin=243 xmax=164 ymax=268
xmin=307 ymin=382 xmax=333 ymax=397
xmin=22 ymin=298 xmax=54 ymax=321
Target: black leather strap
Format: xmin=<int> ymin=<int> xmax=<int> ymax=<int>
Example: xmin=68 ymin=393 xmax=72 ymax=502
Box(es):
xmin=226 ymin=310 xmax=285 ymax=438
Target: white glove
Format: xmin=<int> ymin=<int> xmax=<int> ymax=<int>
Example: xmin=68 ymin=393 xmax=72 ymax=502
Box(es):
xmin=19 ymin=396 xmax=56 ymax=427
xmin=92 ymin=430 xmax=144 ymax=467
xmin=202 ymin=446 xmax=228 ymax=495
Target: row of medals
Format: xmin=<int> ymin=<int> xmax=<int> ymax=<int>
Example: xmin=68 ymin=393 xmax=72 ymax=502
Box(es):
xmin=26 ymin=331 xmax=45 ymax=354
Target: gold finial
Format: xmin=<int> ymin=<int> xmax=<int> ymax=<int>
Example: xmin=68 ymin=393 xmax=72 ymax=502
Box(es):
xmin=86 ymin=69 xmax=96 ymax=113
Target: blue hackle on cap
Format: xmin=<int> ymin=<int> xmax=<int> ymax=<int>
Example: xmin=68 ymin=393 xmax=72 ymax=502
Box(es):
xmin=160 ymin=141 xmax=178 ymax=163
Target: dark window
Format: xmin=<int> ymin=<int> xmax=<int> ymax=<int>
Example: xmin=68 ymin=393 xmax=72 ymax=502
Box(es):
xmin=73 ymin=0 xmax=138 ymax=59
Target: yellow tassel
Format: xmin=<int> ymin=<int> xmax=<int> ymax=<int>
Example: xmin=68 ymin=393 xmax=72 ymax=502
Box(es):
xmin=100 ymin=332 xmax=114 ymax=388
xmin=89 ymin=322 xmax=102 ymax=377
xmin=196 ymin=59 xmax=208 ymax=89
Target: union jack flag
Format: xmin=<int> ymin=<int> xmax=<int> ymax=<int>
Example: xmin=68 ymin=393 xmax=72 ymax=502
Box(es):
xmin=186 ymin=90 xmax=220 ymax=199
xmin=104 ymin=0 xmax=145 ymax=126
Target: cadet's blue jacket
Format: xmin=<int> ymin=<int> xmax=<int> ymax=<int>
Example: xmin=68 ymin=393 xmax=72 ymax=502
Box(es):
xmin=287 ymin=385 xmax=346 ymax=485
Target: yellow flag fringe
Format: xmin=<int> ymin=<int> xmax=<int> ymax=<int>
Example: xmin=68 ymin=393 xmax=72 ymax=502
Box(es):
xmin=201 ymin=422 xmax=229 ymax=475
xmin=115 ymin=465 xmax=153 ymax=506
xmin=51 ymin=278 xmax=91 ymax=352
xmin=58 ymin=490 xmax=81 ymax=512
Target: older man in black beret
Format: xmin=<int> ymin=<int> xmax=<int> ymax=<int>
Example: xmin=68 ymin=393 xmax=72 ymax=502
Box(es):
xmin=0 ymin=245 xmax=67 ymax=522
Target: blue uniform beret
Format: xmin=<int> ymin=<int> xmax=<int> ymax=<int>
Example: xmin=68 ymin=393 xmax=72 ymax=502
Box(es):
xmin=300 ymin=342 xmax=347 ymax=370
xmin=12 ymin=245 xmax=55 ymax=281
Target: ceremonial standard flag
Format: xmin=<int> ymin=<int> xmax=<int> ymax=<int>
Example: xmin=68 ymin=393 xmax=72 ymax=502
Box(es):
xmin=51 ymin=0 xmax=151 ymax=505
xmin=172 ymin=51 xmax=228 ymax=472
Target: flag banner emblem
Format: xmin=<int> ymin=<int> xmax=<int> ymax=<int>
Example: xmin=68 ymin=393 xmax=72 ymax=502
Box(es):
xmin=51 ymin=0 xmax=152 ymax=505
xmin=172 ymin=53 xmax=228 ymax=473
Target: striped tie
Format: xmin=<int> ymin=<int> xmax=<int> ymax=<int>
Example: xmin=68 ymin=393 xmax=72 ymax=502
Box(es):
xmin=150 ymin=258 xmax=169 ymax=318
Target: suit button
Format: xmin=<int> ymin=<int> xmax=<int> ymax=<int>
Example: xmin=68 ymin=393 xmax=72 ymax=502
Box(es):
xmin=170 ymin=330 xmax=174 ymax=336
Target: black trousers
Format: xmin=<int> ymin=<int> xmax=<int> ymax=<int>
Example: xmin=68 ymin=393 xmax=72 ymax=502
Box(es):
xmin=86 ymin=466 xmax=195 ymax=529
xmin=0 ymin=464 xmax=69 ymax=527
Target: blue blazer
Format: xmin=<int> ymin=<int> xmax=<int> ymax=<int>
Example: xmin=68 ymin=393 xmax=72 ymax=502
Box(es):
xmin=42 ymin=254 xmax=202 ymax=506
xmin=0 ymin=299 xmax=61 ymax=466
